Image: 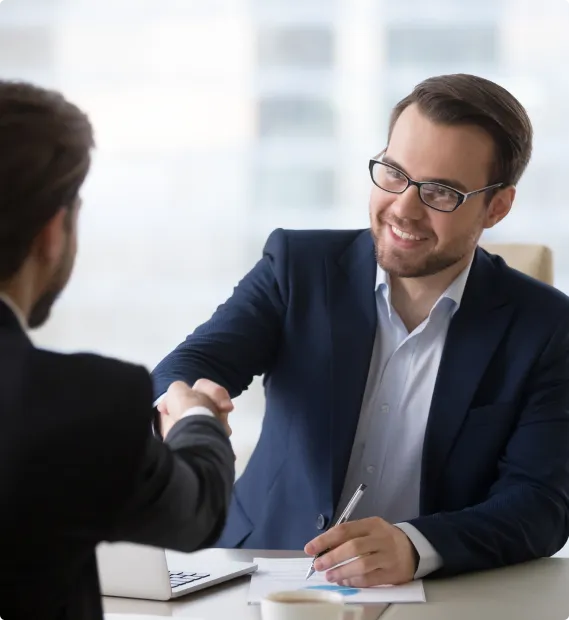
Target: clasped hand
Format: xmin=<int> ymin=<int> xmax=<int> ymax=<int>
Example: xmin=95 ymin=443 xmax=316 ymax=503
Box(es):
xmin=158 ymin=379 xmax=233 ymax=439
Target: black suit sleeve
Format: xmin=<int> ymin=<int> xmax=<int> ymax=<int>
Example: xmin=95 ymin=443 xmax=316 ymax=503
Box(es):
xmin=108 ymin=413 xmax=235 ymax=552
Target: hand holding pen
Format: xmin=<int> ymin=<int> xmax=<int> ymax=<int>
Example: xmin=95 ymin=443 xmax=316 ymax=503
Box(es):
xmin=303 ymin=482 xmax=419 ymax=587
xmin=304 ymin=483 xmax=367 ymax=580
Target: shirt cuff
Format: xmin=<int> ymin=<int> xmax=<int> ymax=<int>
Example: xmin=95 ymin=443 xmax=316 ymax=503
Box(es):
xmin=152 ymin=395 xmax=215 ymax=439
xmin=155 ymin=395 xmax=214 ymax=418
xmin=179 ymin=406 xmax=215 ymax=419
xmin=395 ymin=522 xmax=443 ymax=579
xmin=153 ymin=393 xmax=166 ymax=407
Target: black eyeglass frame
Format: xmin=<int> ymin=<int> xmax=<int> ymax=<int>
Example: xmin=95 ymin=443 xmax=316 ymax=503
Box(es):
xmin=368 ymin=156 xmax=504 ymax=213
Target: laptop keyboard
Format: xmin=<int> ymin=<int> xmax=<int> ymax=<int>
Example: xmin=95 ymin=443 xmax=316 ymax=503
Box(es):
xmin=169 ymin=570 xmax=211 ymax=589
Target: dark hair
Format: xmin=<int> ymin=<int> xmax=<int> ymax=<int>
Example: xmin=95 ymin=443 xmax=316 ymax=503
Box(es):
xmin=0 ymin=81 xmax=94 ymax=280
xmin=388 ymin=74 xmax=533 ymax=188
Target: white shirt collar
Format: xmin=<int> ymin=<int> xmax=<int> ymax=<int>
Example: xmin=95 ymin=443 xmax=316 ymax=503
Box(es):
xmin=375 ymin=252 xmax=475 ymax=315
xmin=0 ymin=292 xmax=29 ymax=332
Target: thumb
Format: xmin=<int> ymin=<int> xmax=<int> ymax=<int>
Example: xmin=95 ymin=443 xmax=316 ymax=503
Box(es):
xmin=193 ymin=378 xmax=233 ymax=414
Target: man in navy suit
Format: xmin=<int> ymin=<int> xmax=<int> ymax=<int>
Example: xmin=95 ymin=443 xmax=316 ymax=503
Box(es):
xmin=153 ymin=74 xmax=569 ymax=585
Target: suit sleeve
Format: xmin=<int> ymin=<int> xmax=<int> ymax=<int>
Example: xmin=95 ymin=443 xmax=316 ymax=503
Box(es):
xmin=108 ymin=413 xmax=235 ymax=552
xmin=151 ymin=229 xmax=288 ymax=399
xmin=409 ymin=318 xmax=569 ymax=576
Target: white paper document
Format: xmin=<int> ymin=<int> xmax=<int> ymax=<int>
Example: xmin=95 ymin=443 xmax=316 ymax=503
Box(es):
xmin=247 ymin=558 xmax=426 ymax=604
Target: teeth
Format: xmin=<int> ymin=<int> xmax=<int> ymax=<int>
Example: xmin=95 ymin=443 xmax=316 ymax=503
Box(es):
xmin=391 ymin=225 xmax=423 ymax=241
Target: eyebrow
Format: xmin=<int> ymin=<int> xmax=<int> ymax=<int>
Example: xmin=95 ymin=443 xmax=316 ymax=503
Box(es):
xmin=381 ymin=154 xmax=469 ymax=193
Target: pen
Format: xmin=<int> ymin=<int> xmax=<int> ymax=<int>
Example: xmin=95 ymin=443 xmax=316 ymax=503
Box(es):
xmin=305 ymin=483 xmax=367 ymax=580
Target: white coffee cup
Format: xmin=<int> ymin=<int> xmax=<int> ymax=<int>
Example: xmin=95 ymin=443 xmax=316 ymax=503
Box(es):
xmin=260 ymin=589 xmax=364 ymax=620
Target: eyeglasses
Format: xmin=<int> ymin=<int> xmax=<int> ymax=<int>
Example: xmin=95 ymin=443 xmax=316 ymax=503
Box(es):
xmin=368 ymin=157 xmax=504 ymax=213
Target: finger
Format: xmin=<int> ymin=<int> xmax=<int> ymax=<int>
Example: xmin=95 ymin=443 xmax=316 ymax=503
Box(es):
xmin=314 ymin=535 xmax=378 ymax=572
xmin=219 ymin=413 xmax=233 ymax=437
xmin=193 ymin=379 xmax=233 ymax=413
xmin=336 ymin=568 xmax=397 ymax=588
xmin=305 ymin=518 xmax=380 ymax=556
xmin=323 ymin=550 xmax=383 ymax=582
xmin=159 ymin=412 xmax=174 ymax=439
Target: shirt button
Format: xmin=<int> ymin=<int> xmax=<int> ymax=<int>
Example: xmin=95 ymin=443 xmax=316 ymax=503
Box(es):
xmin=366 ymin=465 xmax=375 ymax=474
xmin=316 ymin=514 xmax=328 ymax=530
xmin=381 ymin=404 xmax=389 ymax=413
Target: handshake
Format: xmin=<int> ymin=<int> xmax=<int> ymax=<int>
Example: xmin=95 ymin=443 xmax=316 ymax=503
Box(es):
xmin=157 ymin=379 xmax=233 ymax=439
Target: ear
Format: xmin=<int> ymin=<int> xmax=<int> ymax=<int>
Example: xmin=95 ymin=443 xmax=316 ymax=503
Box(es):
xmin=32 ymin=207 xmax=71 ymax=264
xmin=483 ymin=186 xmax=516 ymax=230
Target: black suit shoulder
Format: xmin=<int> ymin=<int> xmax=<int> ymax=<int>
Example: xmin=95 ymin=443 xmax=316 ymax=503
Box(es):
xmin=31 ymin=348 xmax=153 ymax=420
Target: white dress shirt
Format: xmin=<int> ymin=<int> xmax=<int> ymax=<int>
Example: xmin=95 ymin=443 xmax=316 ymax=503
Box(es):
xmin=0 ymin=292 xmax=28 ymax=333
xmin=336 ymin=256 xmax=473 ymax=578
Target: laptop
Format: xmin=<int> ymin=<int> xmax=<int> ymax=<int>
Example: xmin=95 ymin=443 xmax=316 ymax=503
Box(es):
xmin=97 ymin=542 xmax=258 ymax=601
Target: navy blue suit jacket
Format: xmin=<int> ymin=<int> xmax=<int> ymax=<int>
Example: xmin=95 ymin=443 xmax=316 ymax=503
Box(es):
xmin=153 ymin=228 xmax=569 ymax=576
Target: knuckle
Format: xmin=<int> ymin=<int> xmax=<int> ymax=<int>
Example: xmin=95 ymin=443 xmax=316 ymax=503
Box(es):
xmin=344 ymin=540 xmax=359 ymax=557
xmin=361 ymin=554 xmax=376 ymax=571
xmin=212 ymin=385 xmax=227 ymax=399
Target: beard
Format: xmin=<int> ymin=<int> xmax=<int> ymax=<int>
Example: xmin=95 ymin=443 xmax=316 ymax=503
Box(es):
xmin=28 ymin=283 xmax=65 ymax=329
xmin=371 ymin=216 xmax=483 ymax=279
xmin=375 ymin=237 xmax=468 ymax=278
xmin=29 ymin=239 xmax=75 ymax=329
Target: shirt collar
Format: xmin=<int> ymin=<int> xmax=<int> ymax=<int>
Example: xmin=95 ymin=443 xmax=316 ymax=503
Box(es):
xmin=0 ymin=292 xmax=29 ymax=332
xmin=375 ymin=252 xmax=475 ymax=316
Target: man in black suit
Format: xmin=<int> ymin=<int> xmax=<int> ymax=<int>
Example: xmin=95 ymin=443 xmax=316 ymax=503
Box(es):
xmin=0 ymin=82 xmax=235 ymax=619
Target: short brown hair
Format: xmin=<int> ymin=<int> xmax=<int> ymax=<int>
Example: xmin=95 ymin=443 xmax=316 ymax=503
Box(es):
xmin=0 ymin=81 xmax=94 ymax=280
xmin=388 ymin=73 xmax=533 ymax=188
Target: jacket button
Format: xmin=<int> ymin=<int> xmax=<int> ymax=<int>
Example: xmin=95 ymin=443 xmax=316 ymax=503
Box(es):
xmin=316 ymin=514 xmax=327 ymax=530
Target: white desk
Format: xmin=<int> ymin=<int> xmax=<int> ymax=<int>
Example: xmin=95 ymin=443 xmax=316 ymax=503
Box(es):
xmin=103 ymin=549 xmax=569 ymax=620
xmin=382 ymin=557 xmax=569 ymax=620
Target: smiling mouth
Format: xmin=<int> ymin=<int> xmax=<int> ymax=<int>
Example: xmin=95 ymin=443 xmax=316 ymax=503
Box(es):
xmin=390 ymin=224 xmax=428 ymax=241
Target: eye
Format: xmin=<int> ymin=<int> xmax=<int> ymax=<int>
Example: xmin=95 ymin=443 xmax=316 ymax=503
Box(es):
xmin=434 ymin=186 xmax=454 ymax=198
xmin=423 ymin=184 xmax=457 ymax=200
xmin=386 ymin=167 xmax=405 ymax=181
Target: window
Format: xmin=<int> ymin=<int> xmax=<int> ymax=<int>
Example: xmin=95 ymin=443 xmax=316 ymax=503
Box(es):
xmin=256 ymin=166 xmax=336 ymax=209
xmin=387 ymin=26 xmax=498 ymax=66
xmin=259 ymin=97 xmax=335 ymax=138
xmin=258 ymin=26 xmax=333 ymax=69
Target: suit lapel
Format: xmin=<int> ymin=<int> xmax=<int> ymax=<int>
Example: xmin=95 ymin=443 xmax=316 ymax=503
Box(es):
xmin=421 ymin=248 xmax=514 ymax=512
xmin=326 ymin=230 xmax=378 ymax=509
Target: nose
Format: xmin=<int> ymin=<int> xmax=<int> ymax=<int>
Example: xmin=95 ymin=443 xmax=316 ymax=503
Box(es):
xmin=391 ymin=185 xmax=425 ymax=220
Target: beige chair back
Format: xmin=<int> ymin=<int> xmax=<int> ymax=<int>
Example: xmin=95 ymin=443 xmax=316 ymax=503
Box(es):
xmin=481 ymin=243 xmax=553 ymax=285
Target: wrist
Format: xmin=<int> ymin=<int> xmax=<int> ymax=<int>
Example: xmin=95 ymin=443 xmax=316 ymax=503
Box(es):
xmin=410 ymin=539 xmax=420 ymax=572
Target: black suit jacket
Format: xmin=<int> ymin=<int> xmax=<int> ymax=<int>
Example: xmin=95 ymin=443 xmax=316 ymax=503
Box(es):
xmin=0 ymin=300 xmax=235 ymax=620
